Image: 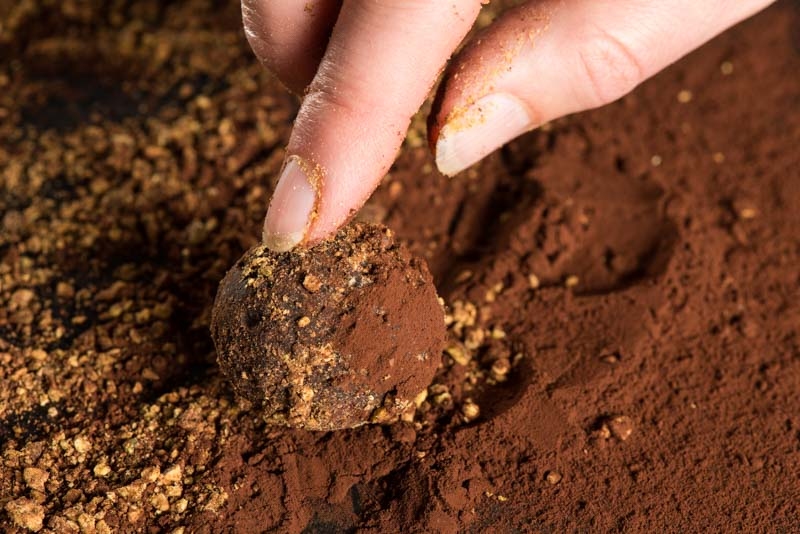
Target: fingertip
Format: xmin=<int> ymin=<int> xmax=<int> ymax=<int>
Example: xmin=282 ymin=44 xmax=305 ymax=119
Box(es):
xmin=433 ymin=92 xmax=535 ymax=176
xmin=262 ymin=155 xmax=320 ymax=252
xmin=272 ymin=0 xmax=482 ymax=242
xmin=430 ymin=0 xmax=776 ymax=183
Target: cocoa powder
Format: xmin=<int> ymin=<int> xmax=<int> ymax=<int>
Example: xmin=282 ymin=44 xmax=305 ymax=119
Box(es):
xmin=0 ymin=1 xmax=798 ymax=533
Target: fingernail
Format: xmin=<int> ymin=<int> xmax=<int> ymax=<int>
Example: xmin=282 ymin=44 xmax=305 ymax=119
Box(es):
xmin=435 ymin=93 xmax=533 ymax=176
xmin=263 ymin=155 xmax=317 ymax=252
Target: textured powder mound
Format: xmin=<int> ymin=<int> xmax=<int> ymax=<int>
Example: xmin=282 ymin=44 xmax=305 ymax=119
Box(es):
xmin=210 ymin=222 xmax=446 ymax=430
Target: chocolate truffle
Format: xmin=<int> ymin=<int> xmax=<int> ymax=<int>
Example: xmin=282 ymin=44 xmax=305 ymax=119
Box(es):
xmin=210 ymin=222 xmax=446 ymax=431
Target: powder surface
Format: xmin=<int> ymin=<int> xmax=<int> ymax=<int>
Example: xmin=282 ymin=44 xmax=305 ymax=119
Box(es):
xmin=0 ymin=2 xmax=798 ymax=533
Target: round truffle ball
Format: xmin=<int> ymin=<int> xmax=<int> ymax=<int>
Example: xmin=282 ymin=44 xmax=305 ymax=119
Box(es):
xmin=210 ymin=222 xmax=446 ymax=431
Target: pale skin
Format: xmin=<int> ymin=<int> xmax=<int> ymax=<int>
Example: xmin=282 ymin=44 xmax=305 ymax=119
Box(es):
xmin=243 ymin=0 xmax=775 ymax=252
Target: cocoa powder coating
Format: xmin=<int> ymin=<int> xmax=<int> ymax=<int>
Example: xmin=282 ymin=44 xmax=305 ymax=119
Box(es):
xmin=211 ymin=222 xmax=445 ymax=430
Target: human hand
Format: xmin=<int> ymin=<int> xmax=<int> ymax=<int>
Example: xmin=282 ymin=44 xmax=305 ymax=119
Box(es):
xmin=243 ymin=0 xmax=773 ymax=251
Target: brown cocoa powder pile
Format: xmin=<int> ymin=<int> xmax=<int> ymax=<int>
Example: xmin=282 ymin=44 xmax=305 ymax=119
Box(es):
xmin=1 ymin=1 xmax=799 ymax=533
xmin=211 ymin=222 xmax=445 ymax=431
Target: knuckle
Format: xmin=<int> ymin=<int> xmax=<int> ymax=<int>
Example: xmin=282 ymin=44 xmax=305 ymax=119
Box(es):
xmin=303 ymin=81 xmax=362 ymax=120
xmin=576 ymin=27 xmax=646 ymax=107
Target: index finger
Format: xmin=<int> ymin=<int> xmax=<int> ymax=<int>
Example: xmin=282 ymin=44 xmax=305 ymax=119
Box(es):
xmin=263 ymin=0 xmax=484 ymax=251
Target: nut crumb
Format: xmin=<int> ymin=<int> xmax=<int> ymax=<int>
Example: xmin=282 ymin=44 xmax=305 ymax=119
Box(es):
xmin=302 ymin=274 xmax=322 ymax=293
xmin=608 ymin=416 xmax=634 ymax=441
xmin=720 ymin=61 xmax=734 ymax=75
xmin=738 ymin=207 xmax=757 ymax=220
xmin=677 ymin=89 xmax=693 ymax=103
xmin=23 ymin=468 xmax=49 ymax=492
xmin=461 ymin=399 xmax=480 ymax=422
xmin=528 ymin=273 xmax=540 ymax=289
xmin=545 ymin=471 xmax=562 ymax=485
xmin=5 ymin=498 xmax=45 ymax=531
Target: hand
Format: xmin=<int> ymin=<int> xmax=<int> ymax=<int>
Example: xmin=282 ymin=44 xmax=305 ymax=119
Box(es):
xmin=243 ymin=0 xmax=773 ymax=251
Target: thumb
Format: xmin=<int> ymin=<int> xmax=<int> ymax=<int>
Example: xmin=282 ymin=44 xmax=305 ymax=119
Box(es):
xmin=430 ymin=0 xmax=774 ymax=176
xmin=263 ymin=0 xmax=482 ymax=251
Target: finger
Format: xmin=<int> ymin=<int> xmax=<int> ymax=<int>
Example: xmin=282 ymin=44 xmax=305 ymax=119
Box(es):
xmin=429 ymin=0 xmax=775 ymax=176
xmin=263 ymin=0 xmax=483 ymax=251
xmin=242 ymin=0 xmax=342 ymax=93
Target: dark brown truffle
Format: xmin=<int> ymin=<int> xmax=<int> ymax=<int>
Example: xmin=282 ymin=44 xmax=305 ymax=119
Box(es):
xmin=210 ymin=222 xmax=446 ymax=430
